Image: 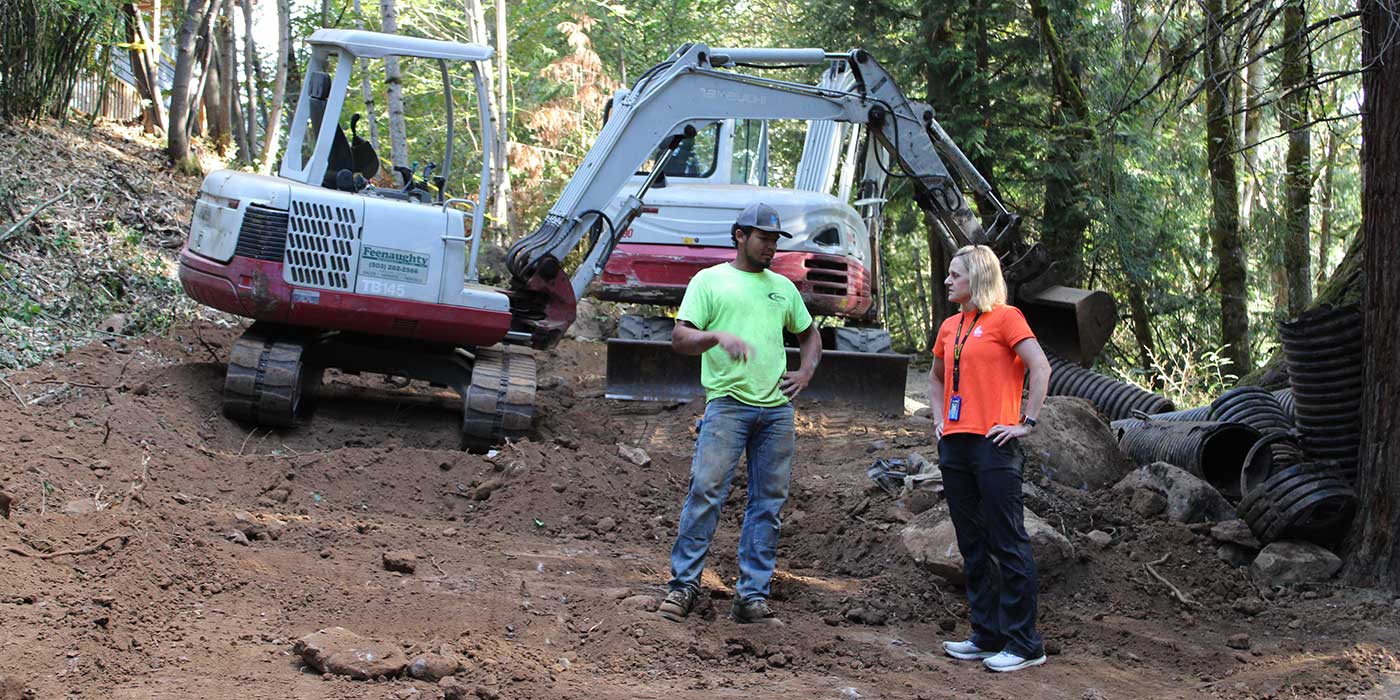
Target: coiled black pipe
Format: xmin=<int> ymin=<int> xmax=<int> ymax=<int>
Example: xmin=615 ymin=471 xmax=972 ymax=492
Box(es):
xmin=1146 ymin=406 xmax=1212 ymax=421
xmin=1210 ymin=386 xmax=1292 ymax=433
xmin=1238 ymin=462 xmax=1356 ymax=545
xmin=1115 ymin=420 xmax=1261 ymax=500
xmin=1281 ymin=305 xmax=1362 ymax=480
xmin=1048 ymin=353 xmax=1174 ymax=421
xmin=1271 ymin=387 xmax=1295 ymax=418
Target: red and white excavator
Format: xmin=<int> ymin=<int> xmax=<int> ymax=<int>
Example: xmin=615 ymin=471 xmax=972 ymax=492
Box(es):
xmin=178 ymin=31 xmax=1115 ymax=448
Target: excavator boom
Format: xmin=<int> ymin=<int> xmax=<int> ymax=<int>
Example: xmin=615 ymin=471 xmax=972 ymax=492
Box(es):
xmin=504 ymin=43 xmax=1116 ymax=411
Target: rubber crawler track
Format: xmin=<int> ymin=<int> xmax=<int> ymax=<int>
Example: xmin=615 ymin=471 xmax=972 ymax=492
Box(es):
xmin=462 ymin=345 xmax=536 ymax=449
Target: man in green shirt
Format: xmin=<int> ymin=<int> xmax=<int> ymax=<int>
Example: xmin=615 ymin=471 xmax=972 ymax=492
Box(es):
xmin=657 ymin=203 xmax=822 ymax=625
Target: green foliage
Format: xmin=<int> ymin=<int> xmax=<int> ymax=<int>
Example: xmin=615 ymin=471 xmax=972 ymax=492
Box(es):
xmin=0 ymin=0 xmax=116 ymax=121
xmin=206 ymin=0 xmax=1364 ymax=401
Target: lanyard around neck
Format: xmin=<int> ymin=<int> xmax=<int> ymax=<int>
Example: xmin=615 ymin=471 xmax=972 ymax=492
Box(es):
xmin=952 ymin=310 xmax=982 ymax=393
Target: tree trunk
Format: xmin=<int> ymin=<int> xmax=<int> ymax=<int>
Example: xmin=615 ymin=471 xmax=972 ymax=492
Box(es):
xmin=1126 ymin=278 xmax=1158 ymax=386
xmin=465 ymin=0 xmax=504 ymax=228
xmin=187 ymin=3 xmax=219 ymax=140
xmin=1280 ymin=0 xmax=1313 ymax=315
xmin=240 ymin=0 xmax=265 ymax=140
xmin=168 ymin=0 xmax=214 ymax=164
xmin=969 ymin=7 xmax=1000 ymax=220
xmin=258 ymin=0 xmax=290 ymax=173
xmin=1317 ymin=121 xmax=1339 ymax=283
xmin=381 ymin=0 xmax=409 ymax=174
xmin=123 ymin=3 xmax=167 ymax=134
xmin=491 ymin=0 xmax=513 ymax=234
xmin=1203 ymin=0 xmax=1252 ymax=374
xmin=921 ymin=210 xmax=954 ymax=325
xmin=223 ymin=0 xmax=251 ymax=162
xmin=201 ymin=6 xmax=231 ymax=155
xmin=201 ymin=46 xmax=227 ymax=149
xmin=1029 ymin=0 xmax=1092 ymax=287
xmin=352 ymin=0 xmax=380 ymax=152
xmin=917 ymin=0 xmax=956 ymax=325
xmin=1241 ymin=17 xmax=1267 ymax=224
xmin=1345 ymin=0 xmax=1400 ymax=589
xmin=321 ymin=0 xmax=331 ymax=26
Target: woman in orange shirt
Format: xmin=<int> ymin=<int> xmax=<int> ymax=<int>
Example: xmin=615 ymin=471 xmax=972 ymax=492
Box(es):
xmin=930 ymin=245 xmax=1052 ymax=673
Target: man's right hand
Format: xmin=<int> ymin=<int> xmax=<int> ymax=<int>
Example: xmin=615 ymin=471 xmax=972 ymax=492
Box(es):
xmin=711 ymin=332 xmax=751 ymax=362
xmin=933 ymin=421 xmax=944 ymax=441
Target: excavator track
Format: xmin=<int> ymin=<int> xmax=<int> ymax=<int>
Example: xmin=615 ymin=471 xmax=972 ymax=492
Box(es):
xmin=223 ymin=325 xmax=320 ymax=428
xmin=462 ymin=345 xmax=537 ymax=450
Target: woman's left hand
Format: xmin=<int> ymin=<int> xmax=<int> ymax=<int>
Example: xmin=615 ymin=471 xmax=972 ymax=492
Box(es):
xmin=986 ymin=423 xmax=1031 ymax=445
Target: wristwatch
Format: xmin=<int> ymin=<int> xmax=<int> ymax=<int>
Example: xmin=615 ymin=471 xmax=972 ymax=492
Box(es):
xmin=1020 ymin=415 xmax=1038 ymax=428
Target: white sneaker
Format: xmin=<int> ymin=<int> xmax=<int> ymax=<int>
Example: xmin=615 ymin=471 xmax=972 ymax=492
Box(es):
xmin=982 ymin=650 xmax=1047 ymax=672
xmin=942 ymin=639 xmax=998 ymax=660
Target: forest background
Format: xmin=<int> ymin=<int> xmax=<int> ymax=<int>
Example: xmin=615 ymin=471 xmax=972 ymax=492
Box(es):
xmin=4 ymin=0 xmax=1400 ymax=587
xmin=1 ymin=0 xmax=1370 ymax=409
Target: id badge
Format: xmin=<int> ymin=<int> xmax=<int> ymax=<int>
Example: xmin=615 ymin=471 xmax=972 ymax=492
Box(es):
xmin=948 ymin=395 xmax=962 ymax=422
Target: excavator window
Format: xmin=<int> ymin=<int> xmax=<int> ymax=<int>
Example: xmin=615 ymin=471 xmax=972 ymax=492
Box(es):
xmin=813 ymin=226 xmax=842 ymax=247
xmin=635 ymin=123 xmax=718 ymax=179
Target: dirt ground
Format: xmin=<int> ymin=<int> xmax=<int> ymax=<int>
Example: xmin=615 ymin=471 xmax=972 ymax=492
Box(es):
xmin=2 ymin=325 xmax=1399 ymax=700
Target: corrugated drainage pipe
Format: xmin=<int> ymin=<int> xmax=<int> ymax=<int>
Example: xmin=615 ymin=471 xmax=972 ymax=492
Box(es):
xmin=1210 ymin=386 xmax=1293 ymax=433
xmin=1271 ymin=387 xmax=1296 ymax=418
xmin=1281 ymin=304 xmax=1363 ymax=481
xmin=1145 ymin=406 xmax=1212 ymax=421
xmin=1048 ymin=353 xmax=1174 ymax=421
xmin=1115 ymin=420 xmax=1261 ymax=500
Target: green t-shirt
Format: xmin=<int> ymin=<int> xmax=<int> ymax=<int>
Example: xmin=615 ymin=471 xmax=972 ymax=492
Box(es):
xmin=676 ymin=263 xmax=814 ymax=407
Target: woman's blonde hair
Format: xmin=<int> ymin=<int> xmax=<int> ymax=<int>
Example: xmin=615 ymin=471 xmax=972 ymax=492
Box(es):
xmin=952 ymin=245 xmax=1007 ymax=312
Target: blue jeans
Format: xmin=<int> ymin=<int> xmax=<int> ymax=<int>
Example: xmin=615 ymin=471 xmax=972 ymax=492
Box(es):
xmin=938 ymin=433 xmax=1044 ymax=659
xmin=668 ymin=396 xmax=795 ymax=602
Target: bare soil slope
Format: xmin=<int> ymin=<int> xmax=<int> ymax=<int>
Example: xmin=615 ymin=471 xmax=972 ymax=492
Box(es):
xmin=1 ymin=327 xmax=1398 ymax=699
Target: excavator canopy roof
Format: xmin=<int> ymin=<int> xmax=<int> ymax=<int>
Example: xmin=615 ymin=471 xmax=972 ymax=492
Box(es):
xmin=307 ymin=29 xmax=493 ymax=62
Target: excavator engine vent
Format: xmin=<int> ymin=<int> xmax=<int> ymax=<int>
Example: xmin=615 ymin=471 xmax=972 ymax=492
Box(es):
xmin=234 ymin=204 xmax=290 ymax=262
xmin=284 ymin=198 xmax=359 ymax=291
xmin=803 ymin=257 xmax=850 ymax=296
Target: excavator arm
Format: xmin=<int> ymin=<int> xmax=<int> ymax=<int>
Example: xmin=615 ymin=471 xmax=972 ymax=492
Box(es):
xmin=506 ymin=42 xmax=1114 ymax=368
xmin=504 ymin=43 xmax=1010 ymax=347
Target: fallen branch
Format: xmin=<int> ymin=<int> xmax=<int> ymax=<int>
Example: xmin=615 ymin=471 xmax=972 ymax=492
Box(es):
xmin=0 ymin=376 xmax=26 ymax=414
xmin=238 ymin=427 xmax=262 ymax=455
xmin=190 ymin=323 xmax=221 ymax=363
xmin=3 ymin=532 xmax=132 ymax=560
xmin=1144 ymin=554 xmax=1200 ymax=607
xmin=0 ymin=187 xmax=71 ymax=246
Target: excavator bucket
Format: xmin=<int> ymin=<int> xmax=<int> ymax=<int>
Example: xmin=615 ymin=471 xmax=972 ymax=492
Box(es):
xmin=605 ymin=339 xmax=910 ymax=414
xmin=1017 ymin=285 xmax=1118 ymax=367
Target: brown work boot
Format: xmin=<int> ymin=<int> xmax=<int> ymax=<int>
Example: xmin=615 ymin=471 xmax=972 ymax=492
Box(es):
xmin=658 ymin=587 xmax=698 ymax=622
xmin=731 ymin=598 xmax=782 ymax=625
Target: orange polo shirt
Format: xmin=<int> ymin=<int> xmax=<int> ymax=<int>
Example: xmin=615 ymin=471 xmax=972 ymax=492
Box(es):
xmin=932 ymin=305 xmax=1036 ymax=436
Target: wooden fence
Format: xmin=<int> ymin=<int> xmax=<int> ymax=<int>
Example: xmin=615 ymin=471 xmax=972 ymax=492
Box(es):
xmin=68 ymin=72 xmax=143 ymax=121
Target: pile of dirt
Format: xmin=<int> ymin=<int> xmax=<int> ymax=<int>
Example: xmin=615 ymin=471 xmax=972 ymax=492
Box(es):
xmin=2 ymin=325 xmax=1399 ymax=699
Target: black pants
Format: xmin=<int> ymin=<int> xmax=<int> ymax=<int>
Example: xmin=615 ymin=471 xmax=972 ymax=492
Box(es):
xmin=938 ymin=433 xmax=1044 ymax=659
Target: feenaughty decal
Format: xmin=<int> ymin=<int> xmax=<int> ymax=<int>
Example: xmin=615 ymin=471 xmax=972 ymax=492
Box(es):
xmin=359 ymin=244 xmax=430 ymax=285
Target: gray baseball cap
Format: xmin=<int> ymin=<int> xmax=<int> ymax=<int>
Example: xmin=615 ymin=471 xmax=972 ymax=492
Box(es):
xmin=734 ymin=202 xmax=792 ymax=238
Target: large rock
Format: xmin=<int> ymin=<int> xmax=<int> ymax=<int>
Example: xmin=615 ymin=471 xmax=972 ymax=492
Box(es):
xmin=0 ymin=674 xmax=28 ymax=700
xmin=1210 ymin=519 xmax=1262 ymax=549
xmin=1112 ymin=462 xmax=1233 ymax=523
xmin=566 ymin=299 xmax=617 ymax=340
xmin=900 ymin=504 xmax=1075 ymax=584
xmin=1252 ymin=541 xmax=1342 ymax=587
xmin=408 ymin=652 xmax=461 ymax=681
xmin=1022 ymin=397 xmax=1135 ymax=490
xmin=294 ymin=627 xmax=407 ymax=680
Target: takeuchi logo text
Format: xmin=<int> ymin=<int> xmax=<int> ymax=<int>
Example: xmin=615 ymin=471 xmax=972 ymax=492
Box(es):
xmin=363 ymin=248 xmax=428 ymax=267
